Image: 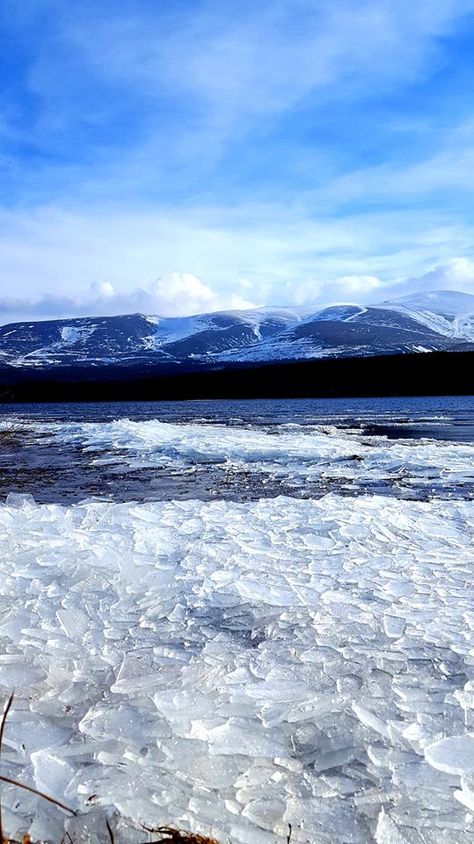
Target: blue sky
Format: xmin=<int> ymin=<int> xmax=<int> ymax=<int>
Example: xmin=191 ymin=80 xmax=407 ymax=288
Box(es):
xmin=1 ymin=0 xmax=474 ymax=321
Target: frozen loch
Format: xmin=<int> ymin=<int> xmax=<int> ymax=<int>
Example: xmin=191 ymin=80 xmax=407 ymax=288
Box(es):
xmin=0 ymin=398 xmax=474 ymax=842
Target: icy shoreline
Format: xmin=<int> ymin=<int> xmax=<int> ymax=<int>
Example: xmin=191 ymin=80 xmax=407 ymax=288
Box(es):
xmin=2 ymin=414 xmax=474 ymax=505
xmin=0 ymin=493 xmax=473 ymax=842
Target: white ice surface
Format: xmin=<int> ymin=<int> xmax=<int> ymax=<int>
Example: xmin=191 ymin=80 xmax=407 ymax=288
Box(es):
xmin=0 ymin=493 xmax=474 ymax=842
xmin=31 ymin=416 xmax=474 ymax=490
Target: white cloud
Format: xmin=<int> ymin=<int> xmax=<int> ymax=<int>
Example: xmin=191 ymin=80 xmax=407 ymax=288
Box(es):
xmin=316 ymin=120 xmax=474 ymax=208
xmin=0 ymin=272 xmax=256 ymax=324
xmin=280 ymin=263 xmax=474 ymax=311
xmin=331 ymin=259 xmax=474 ymax=304
xmin=1 ymin=0 xmax=474 ymax=322
xmin=407 ymin=257 xmax=474 ymax=293
xmin=1 ymin=249 xmax=473 ymax=326
xmin=0 ymin=201 xmax=473 ymax=324
xmin=329 ymin=275 xmax=383 ymax=295
xmin=8 ymin=0 xmax=471 ymax=186
xmin=124 ymin=273 xmax=256 ymax=315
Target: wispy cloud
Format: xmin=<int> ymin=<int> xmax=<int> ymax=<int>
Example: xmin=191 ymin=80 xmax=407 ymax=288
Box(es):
xmin=46 ymin=1 xmax=472 ymax=129
xmin=0 ymin=200 xmax=472 ymax=308
xmin=0 ymin=0 xmax=474 ymax=313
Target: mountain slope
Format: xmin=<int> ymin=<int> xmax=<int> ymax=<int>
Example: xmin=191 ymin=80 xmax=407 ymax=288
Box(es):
xmin=0 ymin=308 xmax=309 ymax=368
xmin=219 ymin=291 xmax=474 ymax=363
xmin=378 ymin=290 xmax=474 ymax=341
xmin=0 ymin=289 xmax=473 ymax=369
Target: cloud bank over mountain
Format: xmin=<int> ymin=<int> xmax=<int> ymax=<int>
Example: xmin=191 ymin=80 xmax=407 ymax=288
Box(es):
xmin=0 ymin=274 xmax=255 ymax=323
xmin=1 ymin=259 xmax=473 ymax=325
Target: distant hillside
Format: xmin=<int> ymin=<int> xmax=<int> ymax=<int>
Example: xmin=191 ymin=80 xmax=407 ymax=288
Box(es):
xmin=1 ymin=290 xmax=473 ymax=371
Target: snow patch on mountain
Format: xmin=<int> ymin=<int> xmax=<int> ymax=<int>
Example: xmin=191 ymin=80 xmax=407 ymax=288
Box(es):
xmin=377 ymin=290 xmax=474 ymax=341
xmin=383 ymin=290 xmax=474 ymax=316
xmin=60 ymin=325 xmax=98 ymax=345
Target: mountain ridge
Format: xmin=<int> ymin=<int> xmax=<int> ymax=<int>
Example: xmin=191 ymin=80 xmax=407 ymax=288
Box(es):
xmin=1 ymin=289 xmax=473 ymax=369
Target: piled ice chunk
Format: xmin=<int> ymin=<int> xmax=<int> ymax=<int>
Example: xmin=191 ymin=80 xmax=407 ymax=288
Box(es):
xmin=0 ymin=493 xmax=473 ymax=841
xmin=27 ymin=417 xmax=474 ymax=491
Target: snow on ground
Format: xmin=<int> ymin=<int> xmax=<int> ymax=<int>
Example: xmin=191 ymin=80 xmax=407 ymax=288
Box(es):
xmin=35 ymin=416 xmax=474 ymax=490
xmin=0 ymin=492 xmax=474 ymax=842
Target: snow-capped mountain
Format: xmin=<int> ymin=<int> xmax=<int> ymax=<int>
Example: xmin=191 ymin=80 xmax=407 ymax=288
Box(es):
xmin=219 ymin=292 xmax=474 ymax=363
xmin=0 ymin=290 xmax=473 ymax=369
xmin=379 ymin=290 xmax=474 ymax=342
xmin=0 ymin=308 xmax=314 ymax=368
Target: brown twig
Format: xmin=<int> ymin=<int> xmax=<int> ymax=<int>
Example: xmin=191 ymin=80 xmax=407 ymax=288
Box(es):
xmin=0 ymin=694 xmax=222 ymax=843
xmin=0 ymin=692 xmax=14 ymax=843
xmin=0 ymin=775 xmax=76 ymax=817
xmin=0 ymin=692 xmax=77 ymax=843
xmin=0 ymin=693 xmax=14 ymax=753
xmin=105 ymin=818 xmax=115 ymax=844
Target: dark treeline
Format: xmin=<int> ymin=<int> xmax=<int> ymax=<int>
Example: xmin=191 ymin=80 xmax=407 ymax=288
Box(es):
xmin=0 ymin=350 xmax=472 ymax=403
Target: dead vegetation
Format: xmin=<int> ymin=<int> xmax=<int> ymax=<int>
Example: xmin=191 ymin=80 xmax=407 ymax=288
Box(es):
xmin=0 ymin=423 xmax=28 ymax=449
xmin=125 ymin=829 xmax=219 ymax=844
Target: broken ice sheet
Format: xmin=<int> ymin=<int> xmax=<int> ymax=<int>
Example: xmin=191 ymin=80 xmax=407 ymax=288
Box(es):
xmin=0 ymin=492 xmax=473 ymax=841
xmin=27 ymin=415 xmax=474 ymax=495
xmin=375 ymin=810 xmax=410 ymax=843
xmin=425 ymin=734 xmax=474 ymax=776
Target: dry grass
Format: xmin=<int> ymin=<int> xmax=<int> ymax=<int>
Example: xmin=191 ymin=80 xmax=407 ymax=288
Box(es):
xmin=129 ymin=829 xmax=219 ymax=844
xmin=0 ymin=423 xmax=28 ymax=449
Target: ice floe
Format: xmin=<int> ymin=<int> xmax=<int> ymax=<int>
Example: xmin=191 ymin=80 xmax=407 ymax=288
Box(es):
xmin=24 ymin=417 xmax=474 ymax=494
